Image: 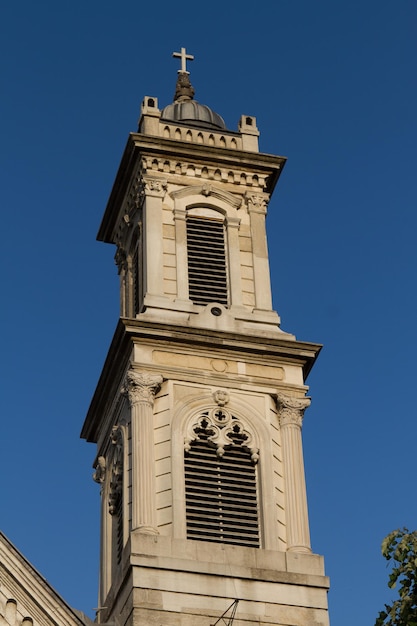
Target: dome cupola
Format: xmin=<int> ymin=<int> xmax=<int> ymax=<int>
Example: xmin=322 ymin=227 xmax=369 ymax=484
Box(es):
xmin=161 ymin=47 xmax=226 ymax=131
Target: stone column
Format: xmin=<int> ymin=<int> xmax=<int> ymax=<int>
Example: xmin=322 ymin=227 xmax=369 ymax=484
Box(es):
xmin=123 ymin=369 xmax=163 ymax=534
xmin=277 ymin=393 xmax=312 ymax=553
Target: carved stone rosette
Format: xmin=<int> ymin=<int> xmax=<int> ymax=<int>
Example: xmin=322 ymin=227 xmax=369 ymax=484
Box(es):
xmin=122 ymin=370 xmax=163 ymax=407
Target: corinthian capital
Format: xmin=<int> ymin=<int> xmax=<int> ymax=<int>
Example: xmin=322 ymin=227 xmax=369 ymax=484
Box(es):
xmin=276 ymin=393 xmax=311 ymax=428
xmin=122 ymin=370 xmax=163 ymax=406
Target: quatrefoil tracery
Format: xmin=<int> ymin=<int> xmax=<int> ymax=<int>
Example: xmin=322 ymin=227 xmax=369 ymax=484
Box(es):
xmin=184 ymin=408 xmax=259 ymax=463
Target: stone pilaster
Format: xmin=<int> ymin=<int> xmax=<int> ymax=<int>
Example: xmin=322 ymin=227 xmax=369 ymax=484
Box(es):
xmin=227 ymin=216 xmax=243 ymax=308
xmin=247 ymin=193 xmax=274 ymax=312
xmin=277 ymin=393 xmax=312 ymax=553
xmin=141 ymin=176 xmax=167 ymax=300
xmin=173 ymin=207 xmax=189 ymax=301
xmin=123 ymin=369 xmax=163 ymax=534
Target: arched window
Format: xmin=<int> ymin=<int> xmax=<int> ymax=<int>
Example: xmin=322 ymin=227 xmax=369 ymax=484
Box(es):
xmin=184 ymin=407 xmax=260 ymax=547
xmin=186 ymin=210 xmax=228 ymax=306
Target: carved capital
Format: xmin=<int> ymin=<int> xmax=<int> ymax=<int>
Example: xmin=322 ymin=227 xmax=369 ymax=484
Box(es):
xmin=277 ymin=394 xmax=311 ymax=428
xmin=142 ymin=176 xmax=168 ymax=198
xmin=246 ymin=192 xmax=268 ymax=214
xmin=122 ymin=369 xmax=163 ymax=407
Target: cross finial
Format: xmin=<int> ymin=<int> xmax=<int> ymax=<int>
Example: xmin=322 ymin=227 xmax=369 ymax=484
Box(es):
xmin=172 ymin=47 xmax=194 ymax=74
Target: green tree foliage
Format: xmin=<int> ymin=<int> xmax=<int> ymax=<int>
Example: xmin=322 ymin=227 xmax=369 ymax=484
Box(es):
xmin=375 ymin=528 xmax=417 ymax=626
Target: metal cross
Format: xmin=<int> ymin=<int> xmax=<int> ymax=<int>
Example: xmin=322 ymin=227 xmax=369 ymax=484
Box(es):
xmin=172 ymin=47 xmax=194 ymax=73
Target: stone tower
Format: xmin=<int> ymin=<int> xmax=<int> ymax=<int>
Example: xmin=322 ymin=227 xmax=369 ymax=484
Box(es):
xmin=81 ymin=49 xmax=330 ymax=626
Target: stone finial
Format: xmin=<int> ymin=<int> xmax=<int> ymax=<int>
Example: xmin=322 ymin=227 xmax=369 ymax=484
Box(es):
xmin=174 ymin=71 xmax=195 ymax=102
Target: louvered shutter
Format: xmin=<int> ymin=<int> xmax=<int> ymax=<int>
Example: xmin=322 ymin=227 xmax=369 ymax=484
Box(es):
xmin=186 ymin=217 xmax=228 ymax=306
xmin=184 ymin=441 xmax=260 ymax=547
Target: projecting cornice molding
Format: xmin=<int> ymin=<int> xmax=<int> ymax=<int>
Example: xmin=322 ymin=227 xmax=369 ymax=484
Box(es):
xmin=0 ymin=534 xmax=88 ymax=626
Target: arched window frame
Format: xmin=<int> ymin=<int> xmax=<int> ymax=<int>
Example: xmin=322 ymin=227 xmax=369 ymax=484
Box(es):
xmin=170 ymin=185 xmax=243 ymax=309
xmin=171 ymin=392 xmax=279 ymax=551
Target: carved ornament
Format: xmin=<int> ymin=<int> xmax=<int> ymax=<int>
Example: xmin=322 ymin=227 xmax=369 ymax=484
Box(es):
xmin=142 ymin=176 xmax=168 ymax=198
xmin=109 ymin=425 xmax=123 ymax=516
xmin=276 ymin=394 xmax=311 ymax=428
xmin=122 ymin=369 xmax=163 ymax=406
xmin=184 ymin=408 xmax=259 ymax=463
xmin=93 ymin=456 xmax=106 ymax=484
xmin=114 ymin=246 xmax=127 ymax=273
xmin=213 ymin=389 xmax=229 ymax=407
xmin=141 ymin=157 xmax=267 ymax=191
xmin=246 ymin=192 xmax=268 ymax=214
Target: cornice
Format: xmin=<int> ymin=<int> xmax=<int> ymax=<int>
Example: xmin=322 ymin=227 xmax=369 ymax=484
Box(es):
xmin=0 ymin=533 xmax=89 ymax=626
xmin=97 ymin=133 xmax=286 ymax=243
xmin=81 ymin=318 xmax=321 ymax=444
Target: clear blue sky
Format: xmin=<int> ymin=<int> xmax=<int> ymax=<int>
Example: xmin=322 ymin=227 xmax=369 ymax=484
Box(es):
xmin=1 ymin=2 xmax=416 ymax=625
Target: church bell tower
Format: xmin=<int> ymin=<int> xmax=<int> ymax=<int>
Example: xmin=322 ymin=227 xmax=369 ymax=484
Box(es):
xmin=81 ymin=48 xmax=330 ymax=626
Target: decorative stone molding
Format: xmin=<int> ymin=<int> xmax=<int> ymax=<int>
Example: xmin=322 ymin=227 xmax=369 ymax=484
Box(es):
xmin=246 ymin=192 xmax=268 ymax=214
xmin=277 ymin=394 xmax=311 ymax=428
xmin=0 ymin=599 xmax=33 ymax=626
xmin=114 ymin=246 xmax=127 ymax=274
xmin=93 ymin=456 xmax=106 ymax=484
xmin=140 ymin=156 xmax=267 ymax=190
xmin=213 ymin=389 xmax=229 ymax=407
xmin=122 ymin=370 xmax=163 ymax=407
xmin=108 ymin=426 xmax=123 ymax=516
xmin=170 ymin=183 xmax=242 ymax=209
xmin=184 ymin=408 xmax=259 ymax=462
xmin=141 ymin=176 xmax=168 ymax=197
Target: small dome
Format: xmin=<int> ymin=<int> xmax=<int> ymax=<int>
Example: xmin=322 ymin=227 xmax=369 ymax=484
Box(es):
xmin=161 ymin=100 xmax=226 ymax=130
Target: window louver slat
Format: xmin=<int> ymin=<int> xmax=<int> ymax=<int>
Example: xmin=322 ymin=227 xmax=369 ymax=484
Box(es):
xmin=184 ymin=441 xmax=260 ymax=548
xmin=186 ymin=217 xmax=228 ymax=306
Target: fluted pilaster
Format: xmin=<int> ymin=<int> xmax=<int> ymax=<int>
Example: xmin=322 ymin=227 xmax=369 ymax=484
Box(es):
xmin=277 ymin=393 xmax=312 ymax=553
xmin=123 ymin=369 xmax=163 ymax=533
